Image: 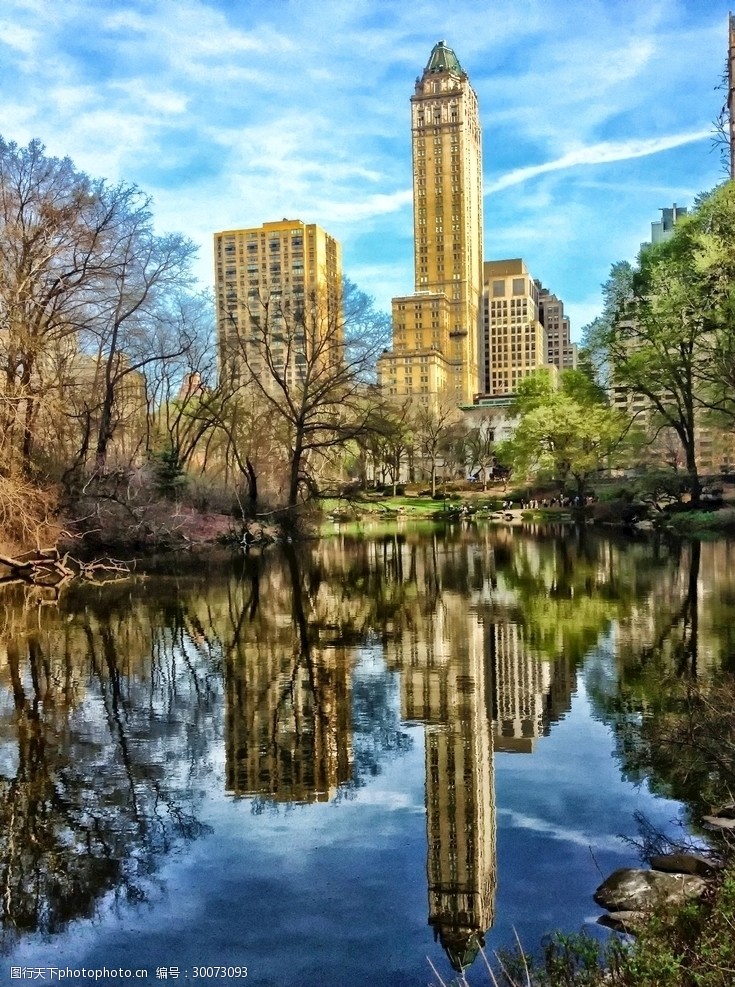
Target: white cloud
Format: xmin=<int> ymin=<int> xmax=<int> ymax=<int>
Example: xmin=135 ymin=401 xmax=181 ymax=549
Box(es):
xmin=497 ymin=808 xmax=626 ymax=852
xmin=0 ymin=18 xmax=38 ymax=53
xmin=316 ymin=189 xmax=413 ymax=224
xmin=488 ymin=131 xmax=712 ymax=193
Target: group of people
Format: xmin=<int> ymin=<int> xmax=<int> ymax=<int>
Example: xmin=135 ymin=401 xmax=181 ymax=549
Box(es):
xmin=502 ymin=494 xmax=597 ymax=511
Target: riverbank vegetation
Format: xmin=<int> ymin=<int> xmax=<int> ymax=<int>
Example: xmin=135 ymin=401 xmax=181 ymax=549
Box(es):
xmin=460 ymin=614 xmax=735 ymax=987
xmin=3 ymin=134 xmax=735 ymax=577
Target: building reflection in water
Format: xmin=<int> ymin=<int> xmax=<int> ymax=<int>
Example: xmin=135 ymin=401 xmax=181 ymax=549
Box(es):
xmin=220 ymin=534 xmax=579 ymax=972
xmin=1 ymin=529 xmax=733 ymax=965
xmin=225 ymin=643 xmax=353 ymax=803
xmin=223 ymin=554 xmax=354 ymax=803
xmin=378 ymin=535 xmax=577 ymax=972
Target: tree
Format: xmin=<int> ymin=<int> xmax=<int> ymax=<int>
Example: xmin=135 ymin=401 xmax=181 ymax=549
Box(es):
xmin=226 ymin=278 xmax=388 ymax=508
xmin=584 ymin=184 xmax=735 ymax=501
xmin=683 ymin=182 xmax=735 ymax=427
xmin=587 ymin=246 xmax=705 ymax=499
xmin=464 ymin=420 xmax=496 ymax=490
xmin=581 ymin=261 xmax=635 ymax=389
xmin=0 ymin=138 xmax=128 ymax=470
xmin=361 ymin=398 xmax=414 ymax=493
xmin=0 ymin=136 xmax=203 ymax=485
xmin=411 ymin=399 xmax=462 ymax=497
xmin=82 ymin=208 xmax=199 ymax=471
xmin=142 ymin=292 xmax=218 ymax=475
xmin=509 ymin=370 xmax=626 ymax=497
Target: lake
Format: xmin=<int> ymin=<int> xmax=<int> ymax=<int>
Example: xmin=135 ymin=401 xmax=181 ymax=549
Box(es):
xmin=1 ymin=524 xmax=732 ymax=987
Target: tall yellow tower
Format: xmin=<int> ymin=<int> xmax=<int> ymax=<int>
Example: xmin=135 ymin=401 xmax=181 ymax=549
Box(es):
xmin=378 ymin=41 xmax=484 ymax=408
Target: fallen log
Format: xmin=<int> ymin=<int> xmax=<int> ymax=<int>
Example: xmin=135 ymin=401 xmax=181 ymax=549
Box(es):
xmin=0 ymin=549 xmax=133 ymax=586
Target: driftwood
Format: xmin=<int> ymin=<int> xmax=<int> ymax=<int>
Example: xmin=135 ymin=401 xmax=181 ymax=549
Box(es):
xmin=0 ymin=548 xmax=133 ymax=587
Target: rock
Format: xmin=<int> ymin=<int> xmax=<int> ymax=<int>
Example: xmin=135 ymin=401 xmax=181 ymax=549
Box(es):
xmin=712 ymin=802 xmax=735 ymax=820
xmin=649 ymin=852 xmax=720 ymax=877
xmin=594 ymin=868 xmax=707 ymax=912
xmin=702 ymin=815 xmax=735 ymax=830
xmin=597 ymin=910 xmax=645 ymax=934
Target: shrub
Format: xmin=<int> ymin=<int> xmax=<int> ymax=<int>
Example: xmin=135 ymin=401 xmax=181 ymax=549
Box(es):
xmin=596 ymin=484 xmax=635 ymax=503
xmin=633 ymin=470 xmax=692 ymax=505
xmin=590 ymin=499 xmax=645 ymax=525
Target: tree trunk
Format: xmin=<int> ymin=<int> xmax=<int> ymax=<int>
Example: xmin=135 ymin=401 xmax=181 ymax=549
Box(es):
xmin=245 ymin=457 xmax=258 ymax=515
xmin=288 ymin=439 xmax=303 ymax=507
xmin=684 ymin=443 xmax=701 ymax=505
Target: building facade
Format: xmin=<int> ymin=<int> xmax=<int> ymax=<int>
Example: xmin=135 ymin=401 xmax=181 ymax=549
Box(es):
xmin=536 ymin=282 xmax=578 ymax=372
xmin=648 ymin=203 xmax=688 ymax=246
xmin=378 ymin=41 xmax=484 ymax=409
xmin=481 ymin=259 xmax=547 ymax=397
xmin=214 ymin=219 xmax=342 ymax=388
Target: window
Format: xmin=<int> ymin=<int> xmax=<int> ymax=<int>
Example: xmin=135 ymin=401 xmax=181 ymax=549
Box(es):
xmin=492 ymin=280 xmax=505 ymax=297
xmin=512 ymin=278 xmax=525 ymax=296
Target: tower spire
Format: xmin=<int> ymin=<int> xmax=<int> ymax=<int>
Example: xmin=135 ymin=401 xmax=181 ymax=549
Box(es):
xmin=423 ymin=40 xmax=464 ymax=76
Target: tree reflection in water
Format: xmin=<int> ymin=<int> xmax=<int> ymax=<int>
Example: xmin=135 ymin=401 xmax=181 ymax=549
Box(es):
xmin=0 ymin=529 xmax=733 ymax=974
xmin=0 ymin=582 xmax=220 ymax=949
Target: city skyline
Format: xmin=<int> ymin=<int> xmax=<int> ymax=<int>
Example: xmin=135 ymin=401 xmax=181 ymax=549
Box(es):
xmin=1 ymin=0 xmax=730 ymax=336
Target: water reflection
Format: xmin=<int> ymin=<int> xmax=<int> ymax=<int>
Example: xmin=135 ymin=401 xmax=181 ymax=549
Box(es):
xmin=0 ymin=583 xmax=219 ymax=949
xmin=0 ymin=530 xmax=733 ymax=979
xmin=224 ymin=550 xmax=353 ymax=803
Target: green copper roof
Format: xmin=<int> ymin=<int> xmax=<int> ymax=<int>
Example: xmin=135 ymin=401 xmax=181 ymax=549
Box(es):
xmin=438 ymin=927 xmax=483 ymax=972
xmin=425 ymin=40 xmax=463 ymax=75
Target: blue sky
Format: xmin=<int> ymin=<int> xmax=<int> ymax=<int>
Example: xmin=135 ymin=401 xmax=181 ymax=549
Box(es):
xmin=1 ymin=0 xmax=731 ymax=338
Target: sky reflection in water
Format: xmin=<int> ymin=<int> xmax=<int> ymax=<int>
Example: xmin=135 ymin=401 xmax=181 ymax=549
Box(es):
xmin=1 ymin=527 xmax=732 ymax=987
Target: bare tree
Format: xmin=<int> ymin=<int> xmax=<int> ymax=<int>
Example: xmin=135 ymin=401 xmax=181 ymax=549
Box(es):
xmin=465 ymin=418 xmax=496 ymax=490
xmin=81 ymin=204 xmax=198 ymax=471
xmin=0 ymin=137 xmax=201 ymax=481
xmin=227 ymin=279 xmax=387 ymax=508
xmin=411 ymin=398 xmax=462 ymax=497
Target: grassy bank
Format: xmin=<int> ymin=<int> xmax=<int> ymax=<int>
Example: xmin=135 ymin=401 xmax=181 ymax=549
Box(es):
xmin=654 ymin=507 xmax=735 ymax=535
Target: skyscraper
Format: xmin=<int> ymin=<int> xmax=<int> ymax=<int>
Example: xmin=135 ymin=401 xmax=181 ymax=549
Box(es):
xmin=214 ymin=219 xmax=342 ymax=388
xmin=536 ymin=281 xmax=578 ymax=372
xmin=378 ymin=41 xmax=484 ymax=408
xmin=481 ymin=259 xmax=547 ymax=396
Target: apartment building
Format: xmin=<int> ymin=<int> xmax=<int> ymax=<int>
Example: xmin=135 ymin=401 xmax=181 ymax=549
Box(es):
xmin=536 ymin=282 xmax=578 ymax=372
xmin=214 ymin=219 xmax=342 ymax=388
xmin=481 ymin=259 xmax=547 ymax=397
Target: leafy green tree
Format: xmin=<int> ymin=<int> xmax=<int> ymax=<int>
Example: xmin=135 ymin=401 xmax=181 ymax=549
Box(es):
xmin=683 ymin=181 xmax=735 ymax=427
xmin=508 ymin=371 xmax=625 ymax=497
xmin=584 ymin=183 xmax=735 ymax=502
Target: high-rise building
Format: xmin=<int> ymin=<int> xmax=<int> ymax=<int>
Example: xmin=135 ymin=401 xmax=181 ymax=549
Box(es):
xmin=536 ymin=282 xmax=578 ymax=372
xmin=481 ymin=259 xmax=547 ymax=396
xmin=214 ymin=219 xmax=342 ymax=387
xmin=649 ymin=203 xmax=688 ymax=245
xmin=378 ymin=41 xmax=484 ymax=408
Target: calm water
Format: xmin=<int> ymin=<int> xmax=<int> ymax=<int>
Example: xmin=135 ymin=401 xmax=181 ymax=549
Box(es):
xmin=1 ymin=525 xmax=733 ymax=987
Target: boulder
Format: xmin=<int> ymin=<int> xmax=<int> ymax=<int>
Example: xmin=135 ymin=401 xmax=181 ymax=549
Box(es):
xmin=649 ymin=852 xmax=720 ymax=877
xmin=712 ymin=802 xmax=735 ymax=820
xmin=597 ymin=910 xmax=645 ymax=934
xmin=594 ymin=868 xmax=707 ymax=912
